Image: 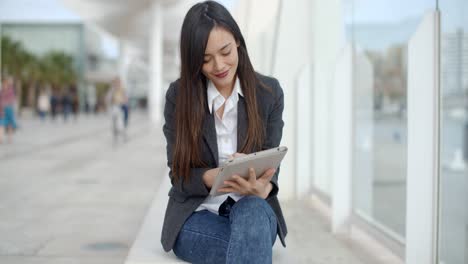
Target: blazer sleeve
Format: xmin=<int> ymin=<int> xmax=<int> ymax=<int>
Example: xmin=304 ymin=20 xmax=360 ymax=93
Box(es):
xmin=262 ymin=79 xmax=285 ymax=198
xmin=163 ymin=82 xmax=210 ymax=197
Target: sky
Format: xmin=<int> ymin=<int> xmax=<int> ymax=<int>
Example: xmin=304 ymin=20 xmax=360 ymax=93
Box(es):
xmin=0 ymin=0 xmax=236 ymax=22
xmin=345 ymin=0 xmax=436 ymax=24
xmin=0 ymin=0 xmax=237 ymax=58
xmin=346 ymin=0 xmax=467 ymax=31
xmin=0 ymin=0 xmax=81 ymax=23
xmin=1 ymin=0 xmax=466 ymax=56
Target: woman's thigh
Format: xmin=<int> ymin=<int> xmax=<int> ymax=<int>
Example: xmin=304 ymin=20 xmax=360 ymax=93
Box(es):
xmin=173 ymin=210 xmax=230 ymax=264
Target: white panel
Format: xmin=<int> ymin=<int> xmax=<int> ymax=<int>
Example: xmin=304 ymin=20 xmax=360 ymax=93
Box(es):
xmin=149 ymin=2 xmax=163 ymax=123
xmin=232 ymin=0 xmax=279 ymax=75
xmin=406 ymin=10 xmax=439 ymax=264
xmin=331 ymin=43 xmax=353 ymax=234
xmin=270 ymin=0 xmax=312 ymax=200
xmin=295 ymin=65 xmax=312 ymax=198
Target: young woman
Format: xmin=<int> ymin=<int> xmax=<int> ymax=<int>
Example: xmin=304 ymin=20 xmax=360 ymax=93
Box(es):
xmin=161 ymin=1 xmax=287 ymax=263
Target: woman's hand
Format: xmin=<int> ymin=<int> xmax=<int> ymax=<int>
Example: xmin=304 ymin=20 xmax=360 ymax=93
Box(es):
xmin=202 ymin=168 xmax=220 ymax=188
xmin=218 ymin=168 xmax=275 ymax=199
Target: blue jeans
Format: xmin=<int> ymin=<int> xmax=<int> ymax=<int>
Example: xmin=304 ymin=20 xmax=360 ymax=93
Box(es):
xmin=173 ymin=196 xmax=277 ymax=264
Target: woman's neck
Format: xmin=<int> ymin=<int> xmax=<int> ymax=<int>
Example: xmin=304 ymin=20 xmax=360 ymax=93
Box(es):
xmin=214 ymin=77 xmax=236 ymax=99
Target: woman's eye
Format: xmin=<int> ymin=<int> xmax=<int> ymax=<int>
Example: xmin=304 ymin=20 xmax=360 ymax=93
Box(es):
xmin=222 ymin=52 xmax=231 ymax=56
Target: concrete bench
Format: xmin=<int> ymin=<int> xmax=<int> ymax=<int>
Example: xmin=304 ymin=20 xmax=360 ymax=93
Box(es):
xmin=125 ymin=169 xmax=185 ymax=264
xmin=125 ymin=169 xmax=287 ymax=264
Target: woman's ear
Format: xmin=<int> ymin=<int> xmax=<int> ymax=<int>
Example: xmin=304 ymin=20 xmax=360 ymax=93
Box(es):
xmin=236 ymin=41 xmax=240 ymax=48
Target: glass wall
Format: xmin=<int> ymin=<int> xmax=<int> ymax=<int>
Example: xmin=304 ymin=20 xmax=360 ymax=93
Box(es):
xmin=439 ymin=0 xmax=468 ymax=263
xmin=345 ymin=0 xmax=436 ymax=242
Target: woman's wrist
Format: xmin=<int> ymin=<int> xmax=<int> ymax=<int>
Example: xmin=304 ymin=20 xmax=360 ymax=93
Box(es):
xmin=202 ymin=168 xmax=219 ymax=188
xmin=262 ymin=182 xmax=273 ymax=199
xmin=202 ymin=170 xmax=212 ymax=188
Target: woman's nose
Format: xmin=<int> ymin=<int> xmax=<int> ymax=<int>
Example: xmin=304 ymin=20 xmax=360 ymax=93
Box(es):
xmin=213 ymin=56 xmax=224 ymax=71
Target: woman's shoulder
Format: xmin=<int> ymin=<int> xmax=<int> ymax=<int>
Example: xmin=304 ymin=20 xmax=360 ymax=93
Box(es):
xmin=255 ymin=72 xmax=283 ymax=99
xmin=165 ymin=79 xmax=181 ymax=102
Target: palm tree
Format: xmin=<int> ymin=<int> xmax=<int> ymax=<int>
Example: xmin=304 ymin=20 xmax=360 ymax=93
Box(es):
xmin=23 ymin=53 xmax=42 ymax=108
xmin=2 ymin=36 xmax=78 ymax=110
xmin=42 ymin=51 xmax=77 ymax=89
xmin=1 ymin=36 xmax=29 ymax=108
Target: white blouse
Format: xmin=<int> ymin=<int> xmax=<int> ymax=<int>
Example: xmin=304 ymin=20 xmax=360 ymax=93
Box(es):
xmin=195 ymin=77 xmax=244 ymax=214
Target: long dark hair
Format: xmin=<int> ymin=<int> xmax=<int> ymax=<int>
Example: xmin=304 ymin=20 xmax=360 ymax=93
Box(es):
xmin=173 ymin=0 xmax=265 ymax=182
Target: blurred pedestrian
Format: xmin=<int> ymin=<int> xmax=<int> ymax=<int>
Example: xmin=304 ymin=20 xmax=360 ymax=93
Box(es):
xmin=70 ymin=84 xmax=79 ymax=120
xmin=86 ymin=83 xmax=97 ymax=115
xmin=121 ymin=98 xmax=129 ymax=128
xmin=50 ymin=88 xmax=59 ymax=120
xmin=0 ymin=77 xmax=18 ymax=143
xmin=61 ymin=88 xmax=72 ymax=122
xmin=106 ymin=77 xmax=128 ymax=143
xmin=0 ymin=84 xmax=4 ymax=144
xmin=37 ymin=87 xmax=50 ymax=122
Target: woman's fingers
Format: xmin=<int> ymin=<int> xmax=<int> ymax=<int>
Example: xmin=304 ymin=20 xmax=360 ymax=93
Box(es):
xmin=259 ymin=168 xmax=276 ymax=183
xmin=232 ymin=175 xmax=251 ymax=190
xmin=248 ymin=168 xmax=257 ymax=184
xmin=218 ymin=187 xmax=237 ymax=193
xmin=218 ymin=178 xmax=246 ymax=194
xmin=223 ymin=180 xmax=241 ymax=190
xmin=233 ymin=152 xmax=246 ymax=158
xmin=228 ymin=153 xmax=246 ymax=162
xmin=219 ymin=169 xmax=275 ymax=196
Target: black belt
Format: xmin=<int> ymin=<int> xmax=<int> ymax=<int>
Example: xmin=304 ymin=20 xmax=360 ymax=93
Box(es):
xmin=218 ymin=196 xmax=236 ymax=217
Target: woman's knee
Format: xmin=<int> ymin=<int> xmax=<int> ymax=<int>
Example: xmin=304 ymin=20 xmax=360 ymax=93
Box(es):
xmin=231 ymin=196 xmax=276 ymax=223
xmin=234 ymin=195 xmax=271 ymax=210
xmin=173 ymin=229 xmax=228 ymax=263
xmin=229 ymin=196 xmax=278 ymax=247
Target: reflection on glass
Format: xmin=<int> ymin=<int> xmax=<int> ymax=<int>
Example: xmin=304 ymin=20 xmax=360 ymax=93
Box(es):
xmin=439 ymin=0 xmax=468 ymax=263
xmin=348 ymin=0 xmax=436 ymax=240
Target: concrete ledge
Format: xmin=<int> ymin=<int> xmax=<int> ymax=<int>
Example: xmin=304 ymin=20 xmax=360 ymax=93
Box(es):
xmin=125 ymin=169 xmax=287 ymax=263
xmin=125 ymin=169 xmax=185 ymax=264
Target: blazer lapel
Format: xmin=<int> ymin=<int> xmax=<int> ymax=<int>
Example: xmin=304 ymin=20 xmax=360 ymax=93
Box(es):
xmin=202 ymin=95 xmax=247 ymax=165
xmin=203 ymin=111 xmax=219 ymax=166
xmin=237 ymin=97 xmax=247 ymax=152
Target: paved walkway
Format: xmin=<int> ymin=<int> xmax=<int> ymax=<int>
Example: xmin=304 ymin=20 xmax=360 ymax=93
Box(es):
xmin=0 ymin=112 xmax=385 ymax=264
xmin=0 ymin=112 xmax=164 ymax=264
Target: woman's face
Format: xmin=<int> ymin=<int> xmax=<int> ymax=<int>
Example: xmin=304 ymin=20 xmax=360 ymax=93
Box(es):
xmin=202 ymin=26 xmax=239 ymax=90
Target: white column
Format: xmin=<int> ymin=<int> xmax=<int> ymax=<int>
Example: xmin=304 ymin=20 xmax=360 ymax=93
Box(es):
xmin=312 ymin=0 xmax=345 ymax=196
xmin=353 ymin=50 xmax=374 ymax=217
xmin=149 ymin=1 xmax=164 ymax=123
xmin=331 ymin=43 xmax=353 ymax=234
xmin=271 ymin=0 xmax=313 ymax=200
xmin=295 ymin=64 xmax=312 ymax=198
xmin=119 ymin=42 xmax=130 ymax=96
xmin=406 ymin=10 xmax=440 ymax=264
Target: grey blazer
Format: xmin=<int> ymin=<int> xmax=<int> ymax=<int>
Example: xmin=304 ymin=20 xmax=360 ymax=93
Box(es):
xmin=161 ymin=73 xmax=287 ymax=252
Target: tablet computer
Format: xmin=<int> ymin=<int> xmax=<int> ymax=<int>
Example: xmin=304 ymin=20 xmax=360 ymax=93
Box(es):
xmin=209 ymin=146 xmax=288 ymax=196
